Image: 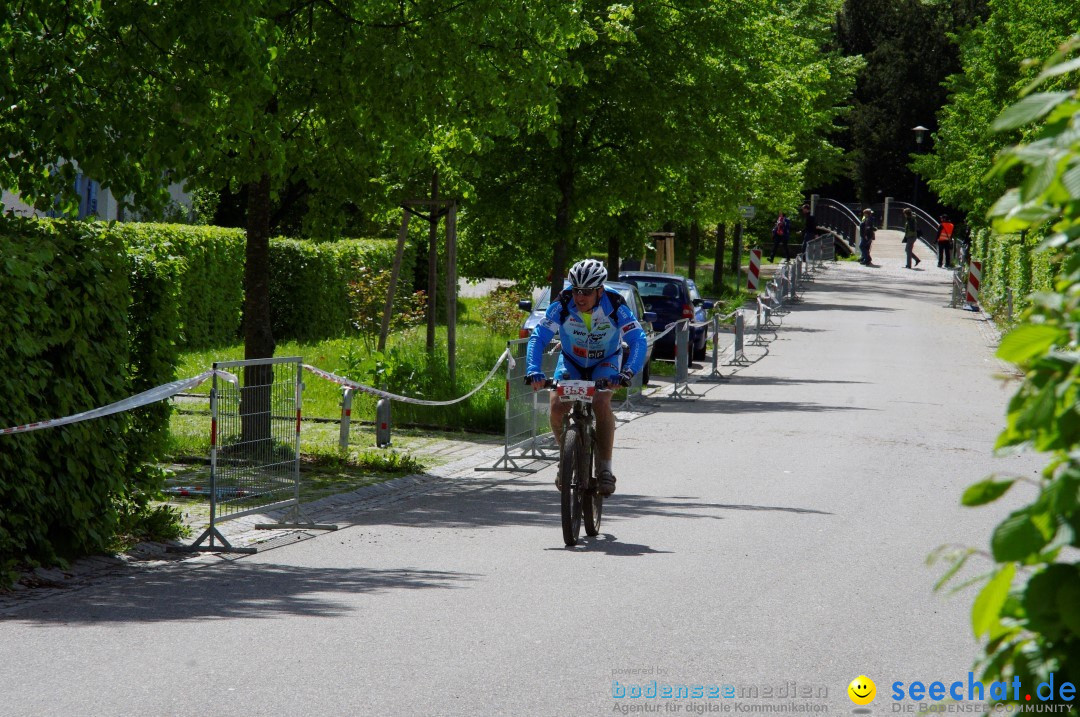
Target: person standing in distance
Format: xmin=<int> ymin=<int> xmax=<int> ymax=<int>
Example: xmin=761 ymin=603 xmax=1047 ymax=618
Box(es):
xmin=902 ymin=208 xmax=922 ymax=269
xmin=769 ymin=211 xmax=791 ymax=262
xmin=936 ymin=214 xmax=955 ymax=268
xmin=858 ymin=208 xmax=876 ymax=265
xmin=524 ymin=259 xmax=648 ymax=497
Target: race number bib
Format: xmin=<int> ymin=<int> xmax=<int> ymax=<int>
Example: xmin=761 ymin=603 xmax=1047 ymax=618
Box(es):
xmin=557 ymin=380 xmax=595 ymax=403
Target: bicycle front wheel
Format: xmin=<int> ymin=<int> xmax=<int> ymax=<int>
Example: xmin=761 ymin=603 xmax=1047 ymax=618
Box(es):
xmin=582 ymin=438 xmax=602 ymax=536
xmin=560 ymin=426 xmax=583 ymax=546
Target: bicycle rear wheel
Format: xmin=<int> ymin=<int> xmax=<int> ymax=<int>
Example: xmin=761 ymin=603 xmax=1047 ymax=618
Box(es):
xmin=582 ymin=438 xmax=602 ymax=536
xmin=560 ymin=426 xmax=583 ymax=546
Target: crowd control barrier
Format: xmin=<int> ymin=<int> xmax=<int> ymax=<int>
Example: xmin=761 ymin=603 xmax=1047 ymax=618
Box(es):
xmin=184 ymin=357 xmax=338 ymax=554
xmin=950 ymin=265 xmax=967 ymax=309
xmin=479 ymin=338 xmax=560 ymax=472
xmin=670 ymin=320 xmax=696 ymax=399
xmin=727 ymin=311 xmax=749 ymax=366
xmin=750 ymin=298 xmax=772 ymax=344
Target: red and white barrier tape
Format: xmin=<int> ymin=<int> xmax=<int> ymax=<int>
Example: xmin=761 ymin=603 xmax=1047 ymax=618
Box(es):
xmin=303 ymin=348 xmax=512 ymax=407
xmin=1 ymin=369 xmax=238 ymax=436
xmin=647 ymin=321 xmax=679 ymax=347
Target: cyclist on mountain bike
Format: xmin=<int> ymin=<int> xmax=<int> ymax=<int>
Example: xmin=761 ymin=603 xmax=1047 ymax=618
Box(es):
xmin=525 ymin=259 xmax=649 ymax=496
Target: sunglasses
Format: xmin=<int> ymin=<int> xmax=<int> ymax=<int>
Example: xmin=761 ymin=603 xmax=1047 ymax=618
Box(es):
xmin=572 ymin=287 xmax=598 ymax=296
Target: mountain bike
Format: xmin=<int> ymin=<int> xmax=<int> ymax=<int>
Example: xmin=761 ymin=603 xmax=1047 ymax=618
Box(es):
xmin=542 ymin=379 xmax=609 ymax=546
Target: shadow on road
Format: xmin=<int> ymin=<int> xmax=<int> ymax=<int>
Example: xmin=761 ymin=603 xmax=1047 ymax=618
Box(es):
xmin=558 ymin=534 xmax=674 ymax=556
xmin=644 ymin=396 xmax=873 ymax=414
xmin=347 ymin=479 xmax=832 ymax=536
xmin=709 ymin=375 xmax=868 ymax=387
xmin=787 ymin=302 xmax=896 ymax=313
xmin=9 ymin=563 xmax=477 ymax=624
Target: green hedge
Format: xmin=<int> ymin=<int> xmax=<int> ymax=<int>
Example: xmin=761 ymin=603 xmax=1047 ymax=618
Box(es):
xmin=270 ymin=238 xmax=417 ymax=342
xmin=0 ymin=217 xmax=413 ymax=571
xmin=117 ymin=224 xmax=413 ymax=348
xmin=0 ymin=217 xmax=133 ymax=567
xmin=972 ymin=226 xmax=1057 ymax=319
xmin=115 ymin=224 xmax=246 ymax=348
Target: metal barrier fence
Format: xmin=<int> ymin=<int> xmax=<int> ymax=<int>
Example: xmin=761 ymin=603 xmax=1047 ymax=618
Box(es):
xmin=670 ymin=319 xmax=695 ymax=399
xmin=728 ymin=311 xmax=749 ymax=365
xmin=950 ymin=264 xmax=968 ymax=309
xmin=481 ymin=339 xmax=560 ymax=472
xmin=185 ymin=356 xmax=337 ymax=553
xmin=699 ymin=315 xmax=726 ymax=383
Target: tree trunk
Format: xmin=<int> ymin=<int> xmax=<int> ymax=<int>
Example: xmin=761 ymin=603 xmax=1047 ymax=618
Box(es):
xmin=713 ymin=223 xmax=726 ymax=291
xmin=426 ymin=170 xmax=438 ymax=354
xmin=731 ymin=222 xmax=743 ymax=275
xmin=241 ymin=172 xmax=276 ymax=445
xmin=607 ymin=233 xmax=619 ymax=281
xmin=550 ymin=127 xmax=575 ymax=302
xmin=688 ymin=220 xmax=699 ymax=282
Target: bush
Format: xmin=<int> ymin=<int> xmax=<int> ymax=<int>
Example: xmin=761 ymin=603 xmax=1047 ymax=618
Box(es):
xmin=115 ymin=224 xmax=414 ymax=348
xmin=271 ymin=237 xmax=418 ymax=342
xmin=113 ymin=223 xmax=246 ymax=348
xmin=347 ymin=266 xmax=427 ymax=352
xmin=0 ymin=216 xmax=133 ymax=569
xmin=475 ymin=285 xmax=524 ymax=338
xmin=937 ymin=47 xmax=1080 ymax=707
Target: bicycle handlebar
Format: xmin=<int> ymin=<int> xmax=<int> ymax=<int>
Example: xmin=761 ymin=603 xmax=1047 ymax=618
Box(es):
xmin=524 ymin=377 xmax=619 ymax=390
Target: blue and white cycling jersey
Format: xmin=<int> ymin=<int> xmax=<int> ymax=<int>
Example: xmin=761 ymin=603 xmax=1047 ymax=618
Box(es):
xmin=525 ymin=289 xmax=648 ymax=379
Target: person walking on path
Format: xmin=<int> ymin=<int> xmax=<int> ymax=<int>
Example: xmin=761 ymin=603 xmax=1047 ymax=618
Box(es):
xmin=769 ymin=211 xmax=791 ymax=262
xmin=935 ymin=214 xmax=955 ymax=268
xmin=902 ymin=208 xmax=922 ymax=269
xmin=800 ymin=203 xmax=819 ymax=257
xmin=858 ymin=208 xmax=876 ymax=265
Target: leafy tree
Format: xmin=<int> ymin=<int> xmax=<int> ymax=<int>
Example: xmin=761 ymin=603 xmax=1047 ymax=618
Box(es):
xmin=935 ymin=39 xmax=1080 ymax=706
xmin=1 ymin=1 xmax=582 ymax=362
xmin=460 ymin=0 xmax=856 ymax=293
xmin=831 ymin=0 xmax=987 ymax=205
xmin=916 ymin=0 xmax=1080 ymax=220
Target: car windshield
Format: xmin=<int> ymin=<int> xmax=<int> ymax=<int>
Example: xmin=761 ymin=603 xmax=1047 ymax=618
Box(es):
xmin=622 ymin=278 xmax=684 ymax=312
xmin=687 ymin=281 xmax=702 ymax=302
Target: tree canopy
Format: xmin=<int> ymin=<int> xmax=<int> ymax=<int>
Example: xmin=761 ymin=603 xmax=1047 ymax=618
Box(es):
xmin=915 ymin=0 xmax=1080 ymax=220
xmin=2 ymin=0 xmax=856 ymax=356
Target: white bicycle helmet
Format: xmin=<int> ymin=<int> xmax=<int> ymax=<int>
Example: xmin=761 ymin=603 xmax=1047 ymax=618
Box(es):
xmin=567 ymin=259 xmax=607 ymax=289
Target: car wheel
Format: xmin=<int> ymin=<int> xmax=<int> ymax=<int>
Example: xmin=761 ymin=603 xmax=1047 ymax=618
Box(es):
xmin=693 ymin=333 xmax=707 ymax=361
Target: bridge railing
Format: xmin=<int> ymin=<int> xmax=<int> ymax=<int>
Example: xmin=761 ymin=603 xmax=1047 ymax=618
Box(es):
xmin=813 ymin=198 xmax=860 ymax=248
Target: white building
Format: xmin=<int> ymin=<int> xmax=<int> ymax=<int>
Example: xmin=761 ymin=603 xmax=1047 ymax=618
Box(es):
xmin=2 ymin=171 xmax=193 ymax=222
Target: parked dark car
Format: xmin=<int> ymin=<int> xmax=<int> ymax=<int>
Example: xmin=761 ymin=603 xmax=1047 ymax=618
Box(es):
xmin=517 ymin=281 xmax=657 ymax=385
xmin=617 ymin=272 xmax=714 ymax=361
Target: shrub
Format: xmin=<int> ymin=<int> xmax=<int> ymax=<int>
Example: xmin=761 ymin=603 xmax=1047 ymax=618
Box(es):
xmin=347 ymin=266 xmax=426 ymax=352
xmin=475 ymin=284 xmax=524 ymax=338
xmin=0 ymin=216 xmax=132 ymax=568
xmin=937 ymin=44 xmax=1080 ymax=707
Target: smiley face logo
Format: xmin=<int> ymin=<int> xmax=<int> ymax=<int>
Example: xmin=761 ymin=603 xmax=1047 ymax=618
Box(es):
xmin=848 ymin=675 xmax=876 ymax=705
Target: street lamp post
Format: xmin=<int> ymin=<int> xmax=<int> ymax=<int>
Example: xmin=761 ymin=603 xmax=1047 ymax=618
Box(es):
xmin=912 ymin=125 xmax=928 ymax=207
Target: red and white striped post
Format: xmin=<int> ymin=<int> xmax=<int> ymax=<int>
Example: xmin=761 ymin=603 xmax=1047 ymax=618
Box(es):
xmin=748 ymin=248 xmax=762 ymax=291
xmin=966 ymin=260 xmax=982 ymax=307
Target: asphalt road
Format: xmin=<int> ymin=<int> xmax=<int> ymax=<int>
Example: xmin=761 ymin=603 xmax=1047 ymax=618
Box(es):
xmin=0 ymin=233 xmax=1041 ymax=716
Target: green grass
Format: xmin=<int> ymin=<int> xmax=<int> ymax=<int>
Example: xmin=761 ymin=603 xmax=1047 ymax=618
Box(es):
xmin=175 ymin=302 xmax=512 ymax=433
xmin=162 ymin=298 xmax=517 ymax=517
xmin=649 ymin=359 xmax=676 ymax=377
